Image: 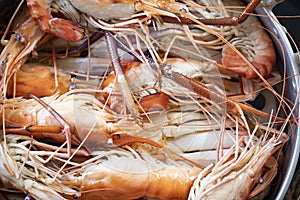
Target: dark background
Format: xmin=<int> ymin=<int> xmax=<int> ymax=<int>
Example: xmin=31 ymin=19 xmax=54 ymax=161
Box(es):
xmin=273 ymin=0 xmax=300 ymax=52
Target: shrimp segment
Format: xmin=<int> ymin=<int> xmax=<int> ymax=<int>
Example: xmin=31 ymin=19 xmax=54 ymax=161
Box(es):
xmin=221 ymin=15 xmax=276 ymax=79
xmin=69 ymin=0 xmax=135 ymax=20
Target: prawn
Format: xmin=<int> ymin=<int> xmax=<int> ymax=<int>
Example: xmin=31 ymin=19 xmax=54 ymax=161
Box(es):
xmin=100 ymin=57 xmax=287 ymax=167
xmin=0 ymin=14 xmax=45 ymax=97
xmin=220 ymin=0 xmax=276 ymax=79
xmin=188 ymin=131 xmax=288 ymax=200
xmin=101 ymin=57 xmax=284 ymax=121
xmin=147 ymin=0 xmax=277 ymax=79
xmin=0 ymin=134 xmax=202 ymax=199
xmin=1 ymin=92 xmax=111 ymax=151
xmin=1 ymin=91 xmax=163 ymax=156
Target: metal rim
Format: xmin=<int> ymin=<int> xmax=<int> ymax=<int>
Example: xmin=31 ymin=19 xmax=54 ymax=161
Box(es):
xmin=254 ymin=5 xmax=300 ymax=200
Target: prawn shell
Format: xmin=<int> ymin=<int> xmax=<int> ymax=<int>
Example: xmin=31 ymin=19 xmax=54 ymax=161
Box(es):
xmin=221 ymin=21 xmax=276 ymax=79
xmin=63 ymin=155 xmax=200 ymax=200
xmin=139 ymin=92 xmax=170 ymax=112
xmin=101 ymin=61 xmax=169 ymax=113
xmin=69 ymin=0 xmax=135 ymax=20
xmin=6 ymin=64 xmax=70 ymax=98
xmin=26 ymin=0 xmax=85 ymax=42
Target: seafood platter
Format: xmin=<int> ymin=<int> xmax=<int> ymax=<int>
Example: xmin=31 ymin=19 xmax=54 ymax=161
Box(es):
xmin=0 ymin=0 xmax=299 ymax=199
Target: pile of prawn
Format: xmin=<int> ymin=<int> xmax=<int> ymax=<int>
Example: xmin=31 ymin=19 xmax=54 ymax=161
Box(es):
xmin=0 ymin=0 xmax=298 ymax=199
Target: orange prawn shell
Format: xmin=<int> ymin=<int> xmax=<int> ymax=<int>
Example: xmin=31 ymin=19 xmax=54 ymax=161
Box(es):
xmin=138 ymin=92 xmax=170 ymax=112
xmin=221 ymin=23 xmax=276 ymax=79
xmin=26 ymin=0 xmax=85 ymax=42
xmin=6 ymin=64 xmax=70 ymax=98
xmin=101 ymin=61 xmax=170 ymax=113
xmin=63 ymin=157 xmax=200 ymax=200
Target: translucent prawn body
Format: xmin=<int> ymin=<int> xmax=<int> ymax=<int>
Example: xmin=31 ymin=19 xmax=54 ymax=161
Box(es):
xmin=69 ymin=0 xmax=136 ymax=20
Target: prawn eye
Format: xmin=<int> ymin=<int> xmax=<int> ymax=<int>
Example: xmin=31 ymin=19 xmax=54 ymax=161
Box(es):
xmin=73 ymin=194 xmax=81 ymax=199
xmin=16 ymin=33 xmax=24 ymax=42
xmin=24 ymin=195 xmax=33 ymax=200
xmin=107 ymin=138 xmax=114 ymax=146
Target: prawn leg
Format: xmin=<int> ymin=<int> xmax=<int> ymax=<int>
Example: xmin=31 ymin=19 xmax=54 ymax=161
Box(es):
xmin=4 ymin=124 xmax=78 ymax=145
xmin=111 ymin=133 xmax=163 ymax=148
xmin=105 ymin=31 xmax=143 ymax=125
xmin=29 ymin=94 xmax=73 ymax=156
xmin=68 ymin=31 xmax=105 ymax=56
xmin=26 ymin=0 xmax=85 ymax=42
